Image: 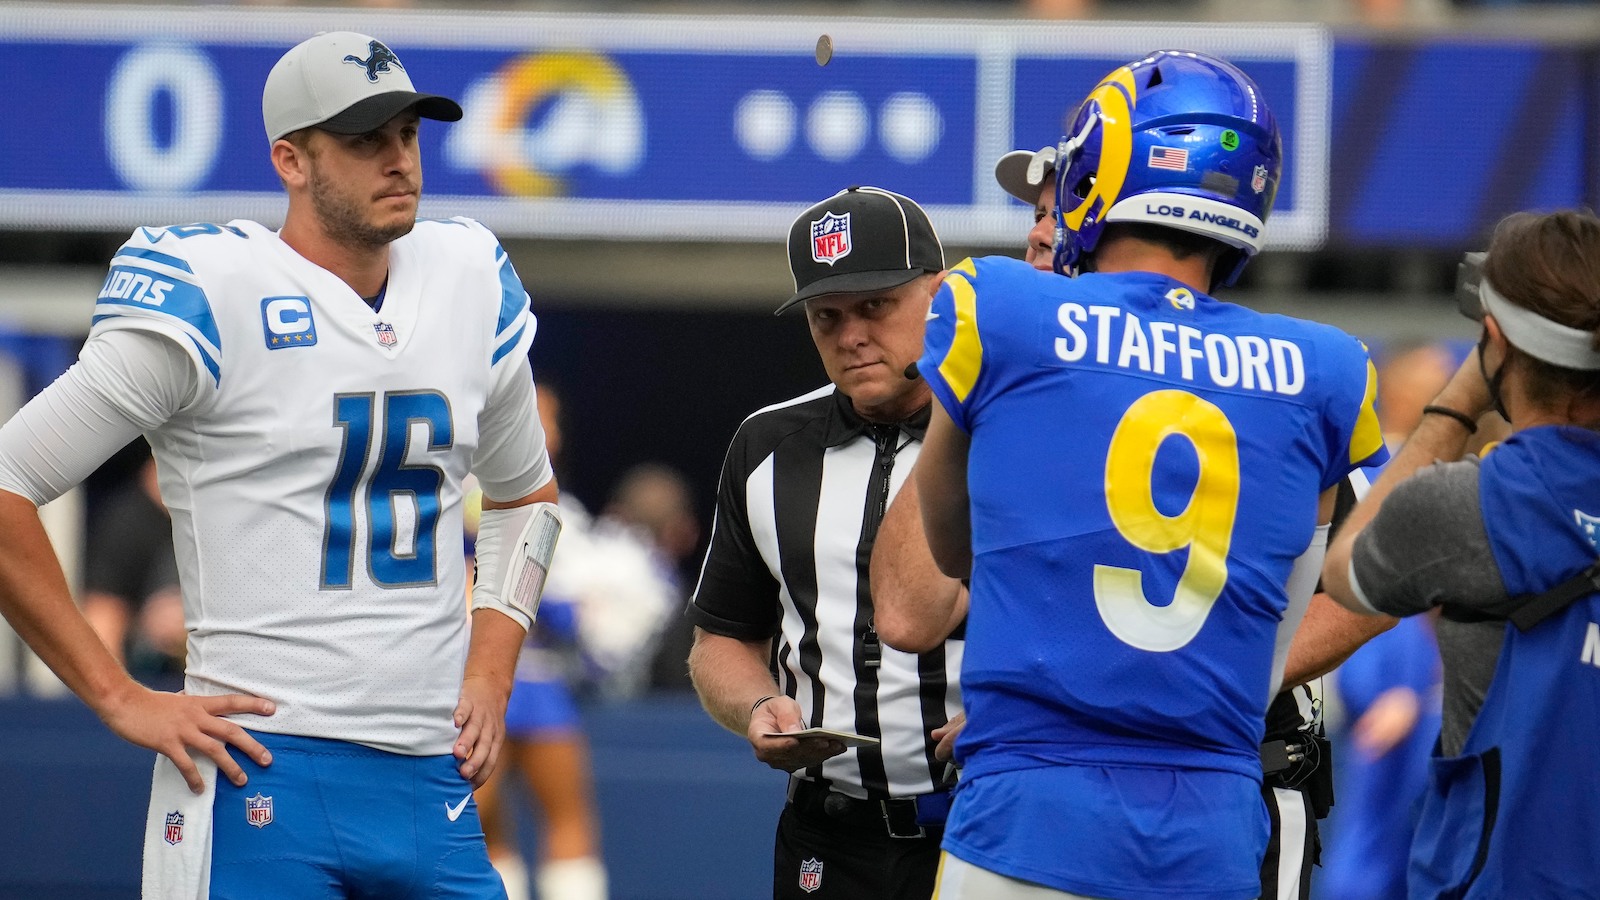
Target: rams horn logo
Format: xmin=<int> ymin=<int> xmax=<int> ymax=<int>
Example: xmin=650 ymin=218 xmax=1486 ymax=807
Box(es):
xmin=343 ymin=41 xmax=404 ymax=83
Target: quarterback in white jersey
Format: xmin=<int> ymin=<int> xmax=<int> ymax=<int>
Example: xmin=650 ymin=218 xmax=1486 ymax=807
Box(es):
xmin=0 ymin=32 xmax=554 ymax=899
xmin=95 ymin=215 xmax=546 ymax=755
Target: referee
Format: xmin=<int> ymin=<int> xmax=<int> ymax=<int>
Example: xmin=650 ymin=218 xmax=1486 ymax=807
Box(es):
xmin=688 ymin=186 xmax=964 ymax=900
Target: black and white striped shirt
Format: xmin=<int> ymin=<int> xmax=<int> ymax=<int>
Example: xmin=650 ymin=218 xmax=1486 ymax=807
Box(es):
xmin=689 ymin=384 xmax=963 ymax=800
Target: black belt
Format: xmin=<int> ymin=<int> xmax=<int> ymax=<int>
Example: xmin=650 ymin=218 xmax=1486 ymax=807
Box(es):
xmin=786 ymin=778 xmax=942 ymax=839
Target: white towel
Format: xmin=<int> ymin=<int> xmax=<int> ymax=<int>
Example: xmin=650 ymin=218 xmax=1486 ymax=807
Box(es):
xmin=141 ymin=755 xmax=216 ymax=900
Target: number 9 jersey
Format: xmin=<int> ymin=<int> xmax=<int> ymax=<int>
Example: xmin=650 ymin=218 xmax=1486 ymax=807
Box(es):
xmin=87 ymin=217 xmax=551 ymax=757
xmin=918 ymin=255 xmax=1387 ymax=778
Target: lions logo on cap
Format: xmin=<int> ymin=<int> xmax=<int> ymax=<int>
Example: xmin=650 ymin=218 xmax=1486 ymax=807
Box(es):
xmin=343 ymin=40 xmax=404 ymax=83
xmin=811 ymin=212 xmax=851 ymax=266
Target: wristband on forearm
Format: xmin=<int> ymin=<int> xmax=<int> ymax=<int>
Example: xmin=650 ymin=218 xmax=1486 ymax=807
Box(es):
xmin=470 ymin=500 xmax=563 ymax=629
xmin=1422 ymin=405 xmax=1478 ymax=433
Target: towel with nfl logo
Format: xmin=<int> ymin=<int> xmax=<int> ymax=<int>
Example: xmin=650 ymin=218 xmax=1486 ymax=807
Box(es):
xmin=142 ymin=755 xmax=217 ymax=899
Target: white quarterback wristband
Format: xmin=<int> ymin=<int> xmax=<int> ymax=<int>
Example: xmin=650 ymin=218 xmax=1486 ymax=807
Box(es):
xmin=471 ymin=501 xmax=563 ymax=630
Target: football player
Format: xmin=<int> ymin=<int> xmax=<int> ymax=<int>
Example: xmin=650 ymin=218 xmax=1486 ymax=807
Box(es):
xmin=898 ymin=50 xmax=1389 ymax=899
xmin=0 ymin=32 xmax=556 ymax=899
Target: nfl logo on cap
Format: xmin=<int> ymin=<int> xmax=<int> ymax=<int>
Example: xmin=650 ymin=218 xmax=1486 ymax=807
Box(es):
xmin=246 ymin=793 xmax=274 ymax=828
xmin=164 ymin=810 xmax=184 ymax=846
xmin=811 ymin=213 xmax=852 ymax=265
xmin=798 ymin=858 xmax=823 ymax=893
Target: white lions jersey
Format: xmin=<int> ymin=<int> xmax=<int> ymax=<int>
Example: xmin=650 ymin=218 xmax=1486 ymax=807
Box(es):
xmin=90 ymin=217 xmax=547 ymax=755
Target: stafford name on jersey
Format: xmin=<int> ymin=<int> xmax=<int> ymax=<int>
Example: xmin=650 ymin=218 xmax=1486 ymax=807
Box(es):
xmin=1053 ymin=301 xmax=1306 ymax=396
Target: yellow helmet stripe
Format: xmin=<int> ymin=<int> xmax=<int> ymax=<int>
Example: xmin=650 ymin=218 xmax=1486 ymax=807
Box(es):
xmin=1062 ymin=66 xmax=1139 ymax=232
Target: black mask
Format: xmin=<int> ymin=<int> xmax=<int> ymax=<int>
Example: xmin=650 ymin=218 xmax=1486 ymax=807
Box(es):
xmin=1478 ymin=330 xmax=1511 ymax=423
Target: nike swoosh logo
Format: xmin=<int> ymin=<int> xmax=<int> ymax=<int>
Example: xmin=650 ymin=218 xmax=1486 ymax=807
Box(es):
xmin=445 ymin=794 xmax=473 ymax=822
xmin=925 ymin=311 xmax=940 ymax=321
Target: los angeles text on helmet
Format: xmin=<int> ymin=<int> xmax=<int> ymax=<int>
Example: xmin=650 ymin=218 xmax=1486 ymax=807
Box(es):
xmin=1053 ymin=303 xmax=1305 ymax=396
xmin=1145 ymin=203 xmax=1262 ymax=240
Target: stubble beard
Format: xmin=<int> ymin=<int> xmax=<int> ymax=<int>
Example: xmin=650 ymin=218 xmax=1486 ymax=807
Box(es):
xmin=309 ymin=168 xmax=416 ymax=249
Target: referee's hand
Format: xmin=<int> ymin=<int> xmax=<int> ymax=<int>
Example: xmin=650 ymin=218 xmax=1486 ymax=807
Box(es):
xmin=748 ymin=696 xmax=847 ymax=772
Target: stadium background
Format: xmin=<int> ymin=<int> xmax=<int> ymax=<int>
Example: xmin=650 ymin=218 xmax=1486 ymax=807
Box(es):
xmin=0 ymin=2 xmax=1595 ymax=897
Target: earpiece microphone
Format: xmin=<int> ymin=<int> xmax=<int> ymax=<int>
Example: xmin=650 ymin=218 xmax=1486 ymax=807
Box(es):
xmin=903 ymin=362 xmax=921 ymax=381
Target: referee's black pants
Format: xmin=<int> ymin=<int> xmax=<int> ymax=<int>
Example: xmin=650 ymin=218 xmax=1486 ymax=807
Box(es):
xmin=1260 ymin=781 xmax=1318 ymax=900
xmin=773 ymin=789 xmax=942 ymax=900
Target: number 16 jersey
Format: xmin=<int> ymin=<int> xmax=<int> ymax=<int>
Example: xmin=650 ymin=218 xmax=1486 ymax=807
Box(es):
xmin=90 ymin=217 xmax=549 ymax=757
xmin=919 ymin=256 xmax=1386 ymax=779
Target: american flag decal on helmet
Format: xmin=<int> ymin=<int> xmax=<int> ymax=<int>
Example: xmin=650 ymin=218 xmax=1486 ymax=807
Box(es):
xmin=1148 ymin=146 xmax=1189 ymax=171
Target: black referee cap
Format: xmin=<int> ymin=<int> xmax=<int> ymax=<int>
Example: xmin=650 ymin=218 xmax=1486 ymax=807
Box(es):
xmin=778 ymin=186 xmax=944 ymax=314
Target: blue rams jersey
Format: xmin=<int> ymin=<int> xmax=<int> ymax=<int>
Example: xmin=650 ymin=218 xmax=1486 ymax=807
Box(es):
xmin=920 ymin=256 xmax=1386 ymax=779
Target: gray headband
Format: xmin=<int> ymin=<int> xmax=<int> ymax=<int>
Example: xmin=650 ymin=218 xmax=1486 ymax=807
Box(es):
xmin=1480 ymin=278 xmax=1600 ymax=371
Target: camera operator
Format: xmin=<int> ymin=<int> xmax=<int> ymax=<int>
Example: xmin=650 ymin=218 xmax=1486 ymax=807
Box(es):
xmin=1322 ymin=209 xmax=1600 ymax=898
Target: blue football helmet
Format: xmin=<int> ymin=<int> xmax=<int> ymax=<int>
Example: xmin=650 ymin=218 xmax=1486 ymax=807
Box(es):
xmin=1053 ymin=50 xmax=1282 ymax=287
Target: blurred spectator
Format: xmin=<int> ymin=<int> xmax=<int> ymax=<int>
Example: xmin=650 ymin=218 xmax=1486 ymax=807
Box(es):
xmin=1319 ymin=341 xmax=1456 ymax=897
xmin=79 ymin=448 xmax=184 ymax=688
xmin=1377 ymin=339 xmax=1511 ymax=450
xmin=603 ymin=464 xmax=700 ymax=580
xmin=1026 ymin=0 xmax=1096 ymax=18
xmin=599 ymin=463 xmax=702 ymax=692
xmin=476 ymin=383 xmax=679 ymax=900
xmin=1321 ymin=614 xmax=1442 ymax=899
xmin=1376 ymin=340 xmax=1456 ymax=448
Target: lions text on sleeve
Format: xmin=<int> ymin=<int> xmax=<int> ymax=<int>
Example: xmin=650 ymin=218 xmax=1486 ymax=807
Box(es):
xmin=91 ymin=218 xmax=538 ymax=755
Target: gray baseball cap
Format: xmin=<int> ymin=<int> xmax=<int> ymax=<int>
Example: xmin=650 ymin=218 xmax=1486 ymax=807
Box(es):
xmin=994 ymin=146 xmax=1058 ymax=204
xmin=262 ymin=32 xmax=463 ymax=143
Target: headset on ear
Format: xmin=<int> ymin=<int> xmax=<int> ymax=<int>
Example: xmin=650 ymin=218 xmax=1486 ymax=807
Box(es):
xmin=1456 ymin=251 xmax=1488 ymax=322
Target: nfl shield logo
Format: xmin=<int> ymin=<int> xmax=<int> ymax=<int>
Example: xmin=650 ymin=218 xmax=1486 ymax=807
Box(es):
xmin=1251 ymin=165 xmax=1268 ymax=194
xmin=798 ymin=857 xmax=823 ymax=893
xmin=374 ymin=322 xmax=397 ymax=346
xmin=245 ymin=792 xmax=274 ymax=828
xmin=811 ymin=213 xmax=852 ymax=265
xmin=164 ymin=810 xmax=184 ymax=846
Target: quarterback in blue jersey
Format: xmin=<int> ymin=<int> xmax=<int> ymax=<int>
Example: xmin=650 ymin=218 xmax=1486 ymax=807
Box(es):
xmin=908 ymin=52 xmax=1388 ymax=899
xmin=0 ymin=32 xmax=557 ymax=899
